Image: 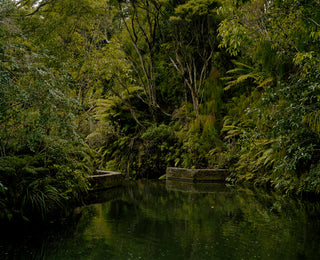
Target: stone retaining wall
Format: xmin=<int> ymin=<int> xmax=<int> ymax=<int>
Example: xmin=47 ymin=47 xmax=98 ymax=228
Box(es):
xmin=166 ymin=167 xmax=229 ymax=182
xmin=89 ymin=171 xmax=124 ymax=190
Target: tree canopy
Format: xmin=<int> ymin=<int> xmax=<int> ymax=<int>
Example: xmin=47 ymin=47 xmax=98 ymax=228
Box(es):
xmin=1 ymin=0 xmax=320 ymax=222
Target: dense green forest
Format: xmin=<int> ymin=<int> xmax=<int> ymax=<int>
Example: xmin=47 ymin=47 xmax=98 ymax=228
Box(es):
xmin=1 ymin=0 xmax=320 ymax=221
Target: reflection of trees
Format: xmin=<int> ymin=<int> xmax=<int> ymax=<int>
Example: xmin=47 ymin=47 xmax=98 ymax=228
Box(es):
xmin=2 ymin=181 xmax=320 ymax=259
xmin=229 ymin=187 xmax=320 ymax=259
xmin=106 ymin=181 xmax=320 ymax=259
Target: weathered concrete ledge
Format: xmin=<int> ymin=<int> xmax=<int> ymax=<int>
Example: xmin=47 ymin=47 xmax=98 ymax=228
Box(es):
xmin=89 ymin=170 xmax=124 ymax=190
xmin=95 ymin=169 xmax=122 ymax=175
xmin=166 ymin=167 xmax=229 ymax=182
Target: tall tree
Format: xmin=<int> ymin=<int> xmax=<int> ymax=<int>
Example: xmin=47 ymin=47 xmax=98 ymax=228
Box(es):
xmin=114 ymin=0 xmax=164 ymax=113
xmin=167 ymin=0 xmax=218 ymax=118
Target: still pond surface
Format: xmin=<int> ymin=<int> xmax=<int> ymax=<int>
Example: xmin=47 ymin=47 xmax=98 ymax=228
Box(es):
xmin=1 ymin=180 xmax=320 ymax=259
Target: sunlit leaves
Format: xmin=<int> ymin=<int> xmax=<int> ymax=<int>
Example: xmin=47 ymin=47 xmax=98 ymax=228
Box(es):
xmin=173 ymin=0 xmax=216 ymax=19
xmin=218 ymin=19 xmax=249 ymax=56
xmin=0 ymin=0 xmax=99 ymax=221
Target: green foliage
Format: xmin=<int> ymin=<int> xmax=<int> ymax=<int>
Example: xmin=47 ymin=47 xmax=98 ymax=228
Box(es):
xmin=213 ymin=0 xmax=320 ymax=194
xmin=0 ymin=139 xmax=94 ymax=221
xmin=218 ymin=18 xmax=249 ymax=56
xmin=138 ymin=124 xmax=178 ymax=177
xmin=0 ymin=0 xmax=98 ymax=222
xmin=2 ymin=0 xmax=320 ymax=225
xmin=223 ymin=70 xmax=320 ymax=193
xmin=166 ymin=0 xmax=219 ymax=118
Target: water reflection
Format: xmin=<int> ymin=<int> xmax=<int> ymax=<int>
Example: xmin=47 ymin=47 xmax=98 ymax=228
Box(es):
xmin=166 ymin=180 xmax=230 ymax=193
xmin=1 ymin=180 xmax=320 ymax=259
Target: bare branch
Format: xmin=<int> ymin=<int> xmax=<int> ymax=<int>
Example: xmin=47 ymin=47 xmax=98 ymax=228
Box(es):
xmin=308 ymin=17 xmax=320 ymax=28
xmin=22 ymin=0 xmax=56 ymax=17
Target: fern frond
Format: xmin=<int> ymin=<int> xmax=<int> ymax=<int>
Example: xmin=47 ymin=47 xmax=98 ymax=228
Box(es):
xmin=257 ymin=77 xmax=274 ymax=88
xmin=231 ymin=60 xmax=254 ymax=70
xmin=226 ymin=68 xmax=246 ymax=74
xmin=304 ymin=111 xmax=320 ymax=134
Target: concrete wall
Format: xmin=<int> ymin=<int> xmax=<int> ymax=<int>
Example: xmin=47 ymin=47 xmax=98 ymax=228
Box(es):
xmin=166 ymin=167 xmax=229 ymax=182
xmin=89 ymin=172 xmax=124 ymax=190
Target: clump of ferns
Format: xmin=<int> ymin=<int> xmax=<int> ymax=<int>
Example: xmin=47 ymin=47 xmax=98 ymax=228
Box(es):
xmin=22 ymin=177 xmax=65 ymax=221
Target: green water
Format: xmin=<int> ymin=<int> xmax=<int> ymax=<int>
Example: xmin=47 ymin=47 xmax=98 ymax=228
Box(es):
xmin=1 ymin=180 xmax=320 ymax=259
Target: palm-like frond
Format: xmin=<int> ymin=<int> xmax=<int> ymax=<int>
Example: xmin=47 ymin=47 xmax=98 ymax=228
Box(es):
xmin=22 ymin=178 xmax=65 ymax=220
xmin=304 ymin=111 xmax=320 ymax=134
xmin=224 ymin=60 xmax=274 ymax=90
